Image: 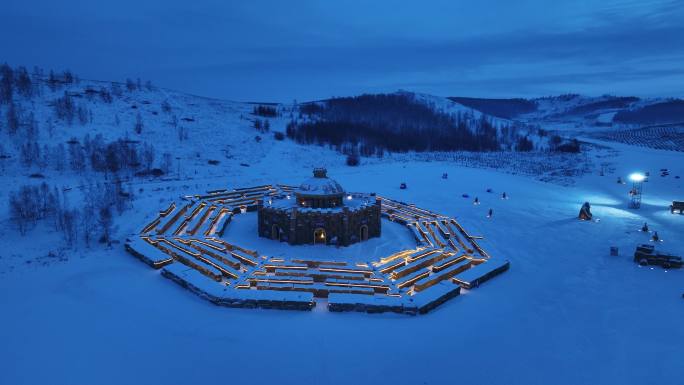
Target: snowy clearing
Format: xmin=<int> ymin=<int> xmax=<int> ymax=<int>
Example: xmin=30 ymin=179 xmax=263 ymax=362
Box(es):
xmin=0 ymin=77 xmax=682 ymax=385
xmin=2 ymin=145 xmax=683 ymax=385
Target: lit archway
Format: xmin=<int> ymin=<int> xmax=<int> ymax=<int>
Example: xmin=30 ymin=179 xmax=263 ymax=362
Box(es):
xmin=314 ymin=228 xmax=326 ymax=245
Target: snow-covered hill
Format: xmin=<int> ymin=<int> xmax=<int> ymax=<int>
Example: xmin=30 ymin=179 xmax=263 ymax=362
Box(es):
xmin=450 ymin=94 xmax=684 ymax=132
xmin=1 ymin=67 xmax=683 ymax=385
xmin=0 ymin=69 xmax=663 ymax=250
xmin=0 ymin=76 xmax=310 ymax=179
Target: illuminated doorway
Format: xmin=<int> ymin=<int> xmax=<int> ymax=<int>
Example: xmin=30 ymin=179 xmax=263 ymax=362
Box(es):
xmin=314 ymin=228 xmax=326 ymax=244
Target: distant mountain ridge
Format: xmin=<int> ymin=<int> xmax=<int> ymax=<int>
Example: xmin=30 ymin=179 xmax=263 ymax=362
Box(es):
xmin=448 ymin=94 xmax=684 ymax=127
xmin=447 ymin=97 xmax=537 ymax=119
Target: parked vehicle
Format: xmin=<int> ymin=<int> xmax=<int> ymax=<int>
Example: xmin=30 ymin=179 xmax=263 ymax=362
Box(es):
xmin=670 ymin=200 xmax=684 ymax=214
xmin=634 ymin=244 xmax=683 ymax=269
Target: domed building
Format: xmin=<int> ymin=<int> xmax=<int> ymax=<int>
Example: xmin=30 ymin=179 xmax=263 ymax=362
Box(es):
xmin=296 ymin=168 xmax=345 ymax=208
xmin=258 ymin=168 xmax=381 ymax=246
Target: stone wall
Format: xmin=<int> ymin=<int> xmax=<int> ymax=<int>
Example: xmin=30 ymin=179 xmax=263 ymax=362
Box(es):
xmin=258 ymin=199 xmax=381 ymax=246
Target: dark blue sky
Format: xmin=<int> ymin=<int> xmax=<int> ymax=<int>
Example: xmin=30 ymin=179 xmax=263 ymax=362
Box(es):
xmin=2 ymin=0 xmax=683 ymax=102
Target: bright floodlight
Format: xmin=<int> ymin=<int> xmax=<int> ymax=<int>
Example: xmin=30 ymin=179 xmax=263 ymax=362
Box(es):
xmin=629 ymin=173 xmax=645 ymax=182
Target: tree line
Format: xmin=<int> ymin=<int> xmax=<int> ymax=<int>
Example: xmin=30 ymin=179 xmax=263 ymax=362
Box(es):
xmin=252 ymin=105 xmax=278 ymax=117
xmin=2 ymin=62 xmax=170 ymax=249
xmin=8 ymin=179 xmax=133 ymax=247
xmin=1 ymin=62 xmax=154 ymax=105
xmin=287 ymin=93 xmax=503 ymax=153
xmin=17 ymin=133 xmax=160 ymax=179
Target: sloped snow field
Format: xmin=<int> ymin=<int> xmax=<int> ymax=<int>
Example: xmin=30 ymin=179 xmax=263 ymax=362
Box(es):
xmin=0 ymin=85 xmax=682 ymax=385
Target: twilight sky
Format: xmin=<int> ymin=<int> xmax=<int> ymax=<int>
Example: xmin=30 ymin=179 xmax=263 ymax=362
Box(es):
xmin=2 ymin=0 xmax=683 ymax=102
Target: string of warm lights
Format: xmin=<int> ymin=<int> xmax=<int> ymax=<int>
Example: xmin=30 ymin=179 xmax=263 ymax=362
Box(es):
xmin=127 ymin=183 xmax=507 ymax=314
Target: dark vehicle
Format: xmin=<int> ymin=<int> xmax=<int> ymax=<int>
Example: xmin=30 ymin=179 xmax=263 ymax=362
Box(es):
xmin=670 ymin=201 xmax=684 ymax=214
xmin=634 ymin=244 xmax=683 ymax=269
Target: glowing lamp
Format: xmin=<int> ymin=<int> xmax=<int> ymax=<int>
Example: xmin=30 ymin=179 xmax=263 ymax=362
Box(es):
xmin=628 ymin=172 xmax=645 ymax=208
xmin=629 ymin=173 xmax=645 ymax=182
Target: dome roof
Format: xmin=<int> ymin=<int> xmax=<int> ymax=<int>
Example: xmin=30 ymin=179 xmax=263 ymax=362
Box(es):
xmin=297 ymin=177 xmax=345 ymax=196
xmin=296 ymin=168 xmax=345 ymax=196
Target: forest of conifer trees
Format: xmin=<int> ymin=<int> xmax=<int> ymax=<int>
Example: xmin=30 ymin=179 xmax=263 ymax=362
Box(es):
xmin=287 ymin=93 xmax=507 ymax=154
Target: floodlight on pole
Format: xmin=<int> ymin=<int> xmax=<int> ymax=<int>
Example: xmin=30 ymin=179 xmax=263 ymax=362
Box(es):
xmin=629 ymin=173 xmax=645 ymax=183
xmin=628 ymin=172 xmax=644 ymax=208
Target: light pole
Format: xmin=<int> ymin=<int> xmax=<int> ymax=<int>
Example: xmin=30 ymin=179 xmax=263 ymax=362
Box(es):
xmin=629 ymin=172 xmax=645 ymax=208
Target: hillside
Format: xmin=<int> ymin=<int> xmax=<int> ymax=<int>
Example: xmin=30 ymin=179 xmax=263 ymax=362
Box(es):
xmin=0 ymin=70 xmax=286 ymax=180
xmin=447 ymin=97 xmax=538 ymax=119
xmin=1 ymin=65 xmax=683 ymax=385
xmin=449 ymin=93 xmax=684 ymax=130
xmin=0 ymin=65 xmax=655 ymax=252
xmin=289 ymin=92 xmax=576 ymax=154
xmin=0 ymin=65 xmax=361 ymax=250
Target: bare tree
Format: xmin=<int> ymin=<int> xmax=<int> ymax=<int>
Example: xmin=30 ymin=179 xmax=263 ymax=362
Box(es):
xmin=54 ymin=93 xmax=75 ymax=124
xmin=98 ymin=206 xmax=113 ymax=244
xmin=125 ymin=78 xmax=136 ymax=91
xmin=161 ymin=153 xmax=172 ymax=174
xmin=6 ymin=101 xmax=19 ymax=135
xmin=0 ymin=63 xmax=13 ymax=104
xmin=134 ymin=112 xmax=143 ymax=134
xmin=68 ymin=141 xmax=86 ymax=173
xmin=177 ymin=125 xmax=188 ymax=141
xmin=15 ymin=66 xmax=32 ymax=97
xmin=52 ymin=143 xmax=66 ymax=171
xmin=142 ymin=143 xmax=155 ymax=170
xmin=61 ymin=209 xmax=78 ymax=247
xmin=77 ymin=105 xmax=88 ymax=125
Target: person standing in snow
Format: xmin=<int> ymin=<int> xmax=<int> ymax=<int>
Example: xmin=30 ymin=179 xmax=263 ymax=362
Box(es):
xmin=487 ymin=208 xmax=493 ymax=218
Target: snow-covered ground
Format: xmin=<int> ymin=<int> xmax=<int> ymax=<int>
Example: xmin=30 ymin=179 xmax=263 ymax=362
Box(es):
xmin=0 ymin=81 xmax=683 ymax=385
xmin=2 ymin=145 xmax=683 ymax=385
